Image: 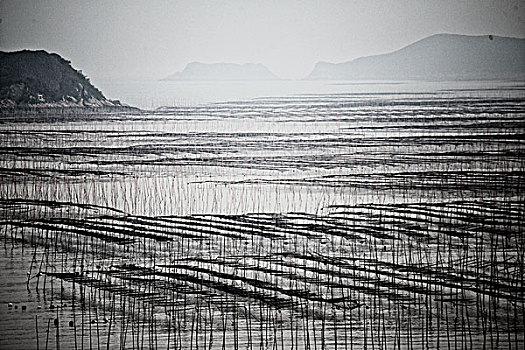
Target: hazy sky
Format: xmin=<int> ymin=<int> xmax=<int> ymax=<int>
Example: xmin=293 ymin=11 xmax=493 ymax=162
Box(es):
xmin=1 ymin=0 xmax=524 ymax=80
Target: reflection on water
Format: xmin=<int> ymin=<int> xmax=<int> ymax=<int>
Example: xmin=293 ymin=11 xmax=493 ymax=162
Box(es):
xmin=95 ymin=78 xmax=524 ymax=109
xmin=0 ymin=81 xmax=524 ymax=349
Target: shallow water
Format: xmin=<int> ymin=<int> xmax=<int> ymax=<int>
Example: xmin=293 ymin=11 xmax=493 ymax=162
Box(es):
xmin=1 ymin=81 xmax=524 ymax=349
xmin=96 ymin=78 xmax=524 ymax=109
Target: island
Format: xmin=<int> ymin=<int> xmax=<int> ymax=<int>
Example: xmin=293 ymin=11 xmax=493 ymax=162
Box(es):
xmin=0 ymin=50 xmax=136 ymax=111
xmin=162 ymin=62 xmax=280 ymax=81
xmin=307 ymin=34 xmax=525 ymax=81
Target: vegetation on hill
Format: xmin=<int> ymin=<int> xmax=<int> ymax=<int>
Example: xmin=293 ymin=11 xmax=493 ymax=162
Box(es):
xmin=0 ymin=50 xmax=122 ymax=108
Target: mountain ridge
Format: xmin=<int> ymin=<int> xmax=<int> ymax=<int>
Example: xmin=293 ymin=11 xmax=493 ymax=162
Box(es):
xmin=307 ymin=34 xmax=525 ymax=81
xmin=162 ymin=62 xmax=280 ymax=81
xmin=0 ymin=50 xmax=130 ymax=108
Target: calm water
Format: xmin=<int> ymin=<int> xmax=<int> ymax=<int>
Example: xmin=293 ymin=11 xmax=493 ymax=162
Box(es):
xmin=95 ymin=78 xmax=524 ymax=109
xmin=1 ymin=80 xmax=524 ymax=349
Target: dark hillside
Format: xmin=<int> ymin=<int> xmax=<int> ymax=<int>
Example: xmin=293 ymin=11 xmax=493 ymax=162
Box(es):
xmin=0 ymin=50 xmax=122 ymax=107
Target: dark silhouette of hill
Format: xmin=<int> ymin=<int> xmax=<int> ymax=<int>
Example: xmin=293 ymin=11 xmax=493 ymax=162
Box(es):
xmin=0 ymin=50 xmax=125 ymax=108
xmin=307 ymin=34 xmax=525 ymax=81
xmin=162 ymin=62 xmax=280 ymax=81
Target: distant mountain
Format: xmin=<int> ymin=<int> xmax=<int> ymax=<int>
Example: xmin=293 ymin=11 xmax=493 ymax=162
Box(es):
xmin=162 ymin=62 xmax=280 ymax=81
xmin=0 ymin=50 xmax=126 ymax=108
xmin=307 ymin=34 xmax=525 ymax=81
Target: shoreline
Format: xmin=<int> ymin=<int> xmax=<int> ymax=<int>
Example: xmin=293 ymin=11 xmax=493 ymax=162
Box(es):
xmin=0 ymin=105 xmax=143 ymax=121
xmin=0 ymin=105 xmax=141 ymax=114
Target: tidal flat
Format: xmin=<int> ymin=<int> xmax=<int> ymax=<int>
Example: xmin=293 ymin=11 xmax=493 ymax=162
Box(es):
xmin=1 ymin=83 xmax=524 ymax=349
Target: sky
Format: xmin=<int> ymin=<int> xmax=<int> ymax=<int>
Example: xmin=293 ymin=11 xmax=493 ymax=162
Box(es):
xmin=0 ymin=0 xmax=524 ymax=81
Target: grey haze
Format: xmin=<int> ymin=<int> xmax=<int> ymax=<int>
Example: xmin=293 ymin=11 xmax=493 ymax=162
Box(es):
xmin=1 ymin=0 xmax=524 ymax=82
